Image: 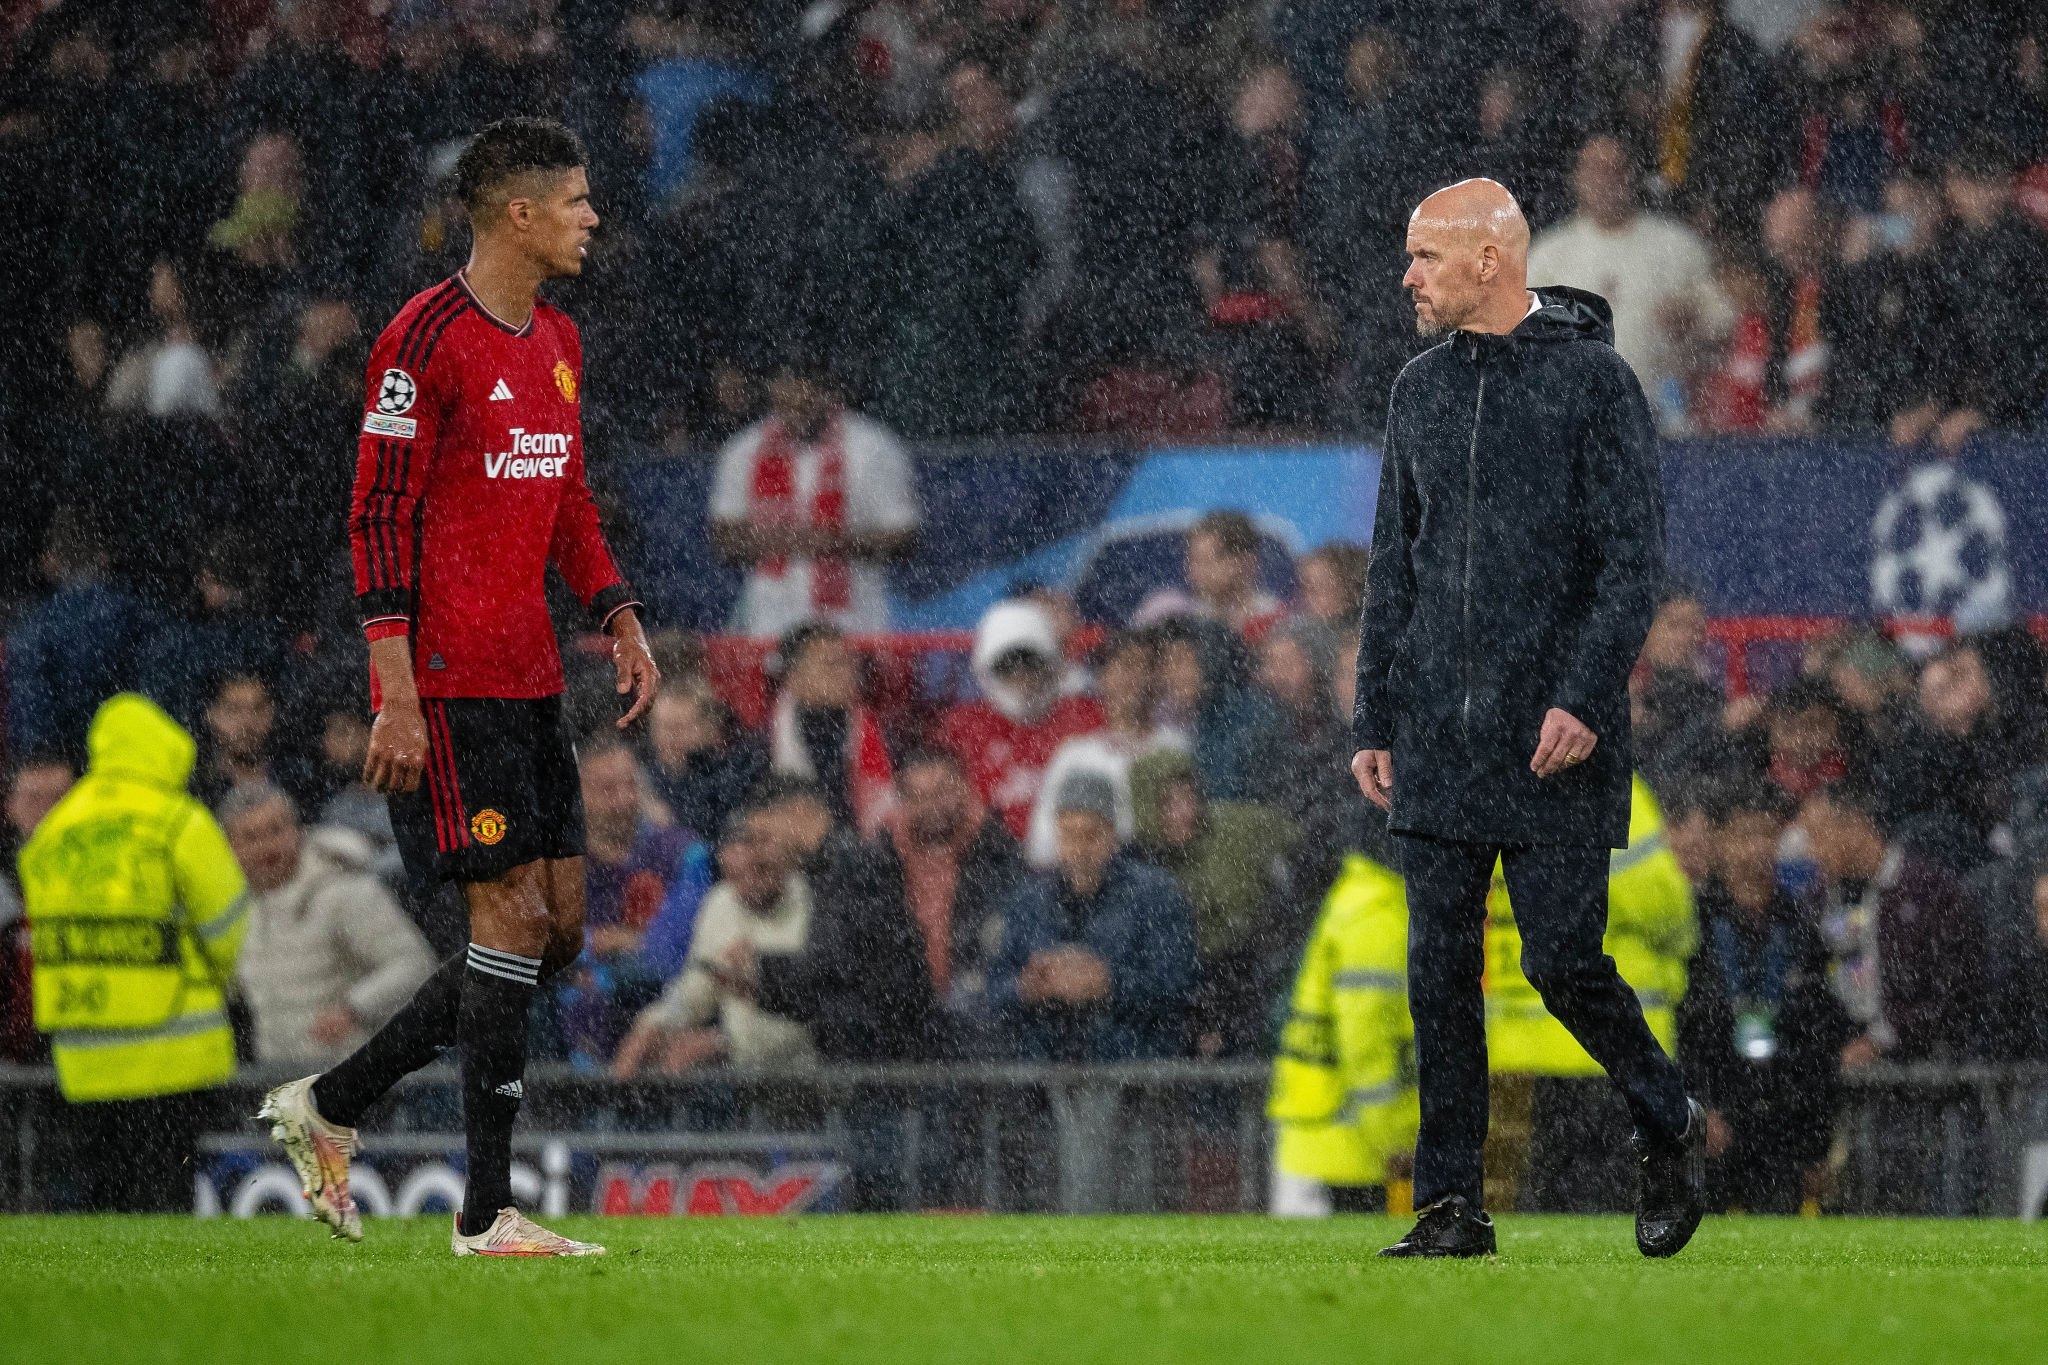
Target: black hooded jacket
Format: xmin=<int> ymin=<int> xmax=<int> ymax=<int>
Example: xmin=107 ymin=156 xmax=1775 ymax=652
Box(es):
xmin=1353 ymin=286 xmax=1662 ymax=848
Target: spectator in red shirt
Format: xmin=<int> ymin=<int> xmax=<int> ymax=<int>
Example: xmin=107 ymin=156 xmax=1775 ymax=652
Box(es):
xmin=940 ymin=600 xmax=1104 ymax=840
xmin=1762 ymin=678 xmax=1862 ymax=803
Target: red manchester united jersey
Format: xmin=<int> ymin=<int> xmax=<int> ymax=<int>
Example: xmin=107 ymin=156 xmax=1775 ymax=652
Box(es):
xmin=349 ymin=272 xmax=638 ymax=701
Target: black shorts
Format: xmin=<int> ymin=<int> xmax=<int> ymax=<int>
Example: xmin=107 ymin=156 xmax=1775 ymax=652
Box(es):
xmin=389 ymin=696 xmax=585 ymax=885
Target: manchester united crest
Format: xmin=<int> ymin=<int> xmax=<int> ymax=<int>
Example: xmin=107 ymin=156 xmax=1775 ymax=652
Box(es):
xmin=553 ymin=359 xmax=578 ymax=403
xmin=470 ymin=809 xmax=509 ymax=846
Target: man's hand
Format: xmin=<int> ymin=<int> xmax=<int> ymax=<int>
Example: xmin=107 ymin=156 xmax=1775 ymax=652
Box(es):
xmin=363 ymin=703 xmax=429 ymax=794
xmin=1352 ymin=750 xmax=1393 ymax=810
xmin=1020 ymin=947 xmax=1111 ymax=1004
xmin=1933 ymin=406 xmax=1985 ymax=455
xmin=657 ymin=1026 xmax=726 ymax=1073
xmin=1530 ymin=707 xmax=1597 ymax=778
xmin=609 ymin=607 xmax=659 ymax=729
xmin=718 ymin=939 xmax=759 ymax=1000
xmin=1889 ymin=402 xmax=1940 ymax=447
xmin=1840 ymin=1033 xmax=1883 ymax=1070
xmin=309 ymin=1004 xmax=360 ymax=1048
xmin=612 ymin=1019 xmax=660 ymax=1079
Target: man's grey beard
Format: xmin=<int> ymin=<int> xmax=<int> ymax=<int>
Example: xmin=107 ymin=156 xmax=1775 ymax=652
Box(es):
xmin=1413 ymin=297 xmax=1467 ymax=337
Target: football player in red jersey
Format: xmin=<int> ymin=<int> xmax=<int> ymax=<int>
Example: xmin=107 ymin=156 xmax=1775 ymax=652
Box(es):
xmin=262 ymin=118 xmax=657 ymax=1258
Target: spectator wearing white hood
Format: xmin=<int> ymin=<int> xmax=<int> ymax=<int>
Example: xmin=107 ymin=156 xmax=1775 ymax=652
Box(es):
xmin=1026 ymin=627 xmax=1190 ymax=868
xmin=938 ymin=600 xmax=1105 ymax=840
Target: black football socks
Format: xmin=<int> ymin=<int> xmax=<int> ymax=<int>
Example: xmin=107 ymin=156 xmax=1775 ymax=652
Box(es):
xmin=312 ymin=949 xmax=465 ymax=1126
xmin=456 ymin=944 xmax=542 ymax=1237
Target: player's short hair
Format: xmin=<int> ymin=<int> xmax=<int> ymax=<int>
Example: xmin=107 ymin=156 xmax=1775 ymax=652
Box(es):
xmin=1191 ymin=510 xmax=1260 ymax=560
xmin=454 ymin=117 xmax=587 ymax=219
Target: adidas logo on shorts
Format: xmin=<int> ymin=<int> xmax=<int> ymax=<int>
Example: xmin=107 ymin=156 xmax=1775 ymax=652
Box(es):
xmin=494 ymin=1080 xmax=524 ymax=1100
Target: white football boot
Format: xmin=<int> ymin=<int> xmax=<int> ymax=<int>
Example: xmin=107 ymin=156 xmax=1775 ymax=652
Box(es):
xmin=451 ymin=1207 xmax=606 ymax=1258
xmin=259 ymin=1075 xmax=363 ymax=1242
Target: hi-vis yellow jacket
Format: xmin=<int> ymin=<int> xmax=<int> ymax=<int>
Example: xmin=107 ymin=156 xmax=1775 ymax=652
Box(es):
xmin=22 ymin=694 xmax=249 ymax=1102
xmin=1484 ymin=775 xmax=1695 ymax=1076
xmin=1267 ymin=853 xmax=1419 ymax=1186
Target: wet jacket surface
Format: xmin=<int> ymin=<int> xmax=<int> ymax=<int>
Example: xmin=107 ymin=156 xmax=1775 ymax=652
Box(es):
xmin=1354 ymin=286 xmax=1663 ymax=848
xmin=21 ymin=694 xmax=248 ymax=1101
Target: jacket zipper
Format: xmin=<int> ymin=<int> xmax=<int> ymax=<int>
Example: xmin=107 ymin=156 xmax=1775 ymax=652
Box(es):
xmin=1462 ymin=370 xmax=1485 ymax=742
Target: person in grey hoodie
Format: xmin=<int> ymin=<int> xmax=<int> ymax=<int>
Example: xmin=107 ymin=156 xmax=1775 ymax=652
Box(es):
xmin=221 ymin=783 xmax=434 ymax=1066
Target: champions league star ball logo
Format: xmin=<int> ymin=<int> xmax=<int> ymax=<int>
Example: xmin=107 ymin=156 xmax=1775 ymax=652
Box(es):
xmin=1870 ymin=463 xmax=2011 ymax=620
xmin=376 ymin=368 xmax=417 ymax=416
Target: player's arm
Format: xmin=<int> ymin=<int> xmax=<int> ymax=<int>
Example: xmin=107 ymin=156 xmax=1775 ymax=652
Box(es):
xmin=548 ymin=418 xmax=656 ymax=726
xmin=350 ymin=319 xmax=443 ymax=792
xmin=362 ymin=636 xmax=428 ymax=794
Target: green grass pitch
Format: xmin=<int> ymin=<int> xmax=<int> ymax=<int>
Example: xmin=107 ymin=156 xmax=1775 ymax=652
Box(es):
xmin=2 ymin=1215 xmax=2044 ymax=1364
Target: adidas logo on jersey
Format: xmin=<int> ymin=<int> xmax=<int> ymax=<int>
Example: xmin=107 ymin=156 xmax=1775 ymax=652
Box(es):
xmin=494 ymin=1080 xmax=524 ymax=1100
xmin=490 ymin=379 xmax=514 ymax=401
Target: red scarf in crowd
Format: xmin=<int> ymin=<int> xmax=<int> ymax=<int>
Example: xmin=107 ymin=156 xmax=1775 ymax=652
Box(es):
xmin=750 ymin=414 xmax=851 ymax=612
xmin=769 ymin=692 xmax=897 ymax=839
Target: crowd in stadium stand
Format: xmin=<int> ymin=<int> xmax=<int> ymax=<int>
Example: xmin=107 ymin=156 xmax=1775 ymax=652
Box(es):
xmin=5 ymin=0 xmax=2048 ymax=1211
xmin=6 ymin=512 xmax=2048 ymax=1103
xmin=5 ymin=3 xmax=2048 ymax=590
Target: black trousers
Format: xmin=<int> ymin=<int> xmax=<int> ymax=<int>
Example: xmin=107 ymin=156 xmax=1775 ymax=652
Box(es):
xmin=1399 ymin=834 xmax=1690 ymax=1209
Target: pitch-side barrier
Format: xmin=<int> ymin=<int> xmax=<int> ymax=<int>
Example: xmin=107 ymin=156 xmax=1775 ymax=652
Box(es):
xmin=2 ymin=1062 xmax=2045 ymax=1218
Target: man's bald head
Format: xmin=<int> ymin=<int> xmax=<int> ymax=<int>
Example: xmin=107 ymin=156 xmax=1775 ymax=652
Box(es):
xmin=1402 ymin=178 xmax=1533 ymax=337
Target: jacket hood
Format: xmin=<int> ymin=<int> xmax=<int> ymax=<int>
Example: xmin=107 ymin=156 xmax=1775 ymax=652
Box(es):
xmin=972 ymin=600 xmax=1061 ymax=723
xmin=85 ymin=693 xmax=196 ymax=791
xmin=1521 ymin=286 xmax=1615 ymax=346
xmin=1129 ymin=748 xmax=1199 ymax=848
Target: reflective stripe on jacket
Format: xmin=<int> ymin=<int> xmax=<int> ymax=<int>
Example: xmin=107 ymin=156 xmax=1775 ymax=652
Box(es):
xmin=21 ymin=694 xmax=248 ymax=1101
xmin=1268 ymin=853 xmax=1419 ymax=1186
xmin=1484 ymin=774 xmax=1695 ymax=1076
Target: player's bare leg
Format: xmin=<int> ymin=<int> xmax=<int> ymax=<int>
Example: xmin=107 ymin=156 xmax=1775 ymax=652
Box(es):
xmin=540 ymin=855 xmax=589 ymax=971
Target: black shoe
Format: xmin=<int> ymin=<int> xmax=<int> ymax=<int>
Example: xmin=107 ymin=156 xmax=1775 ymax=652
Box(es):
xmin=1378 ymin=1195 xmax=1496 ymax=1258
xmin=1635 ymin=1097 xmax=1707 ymax=1259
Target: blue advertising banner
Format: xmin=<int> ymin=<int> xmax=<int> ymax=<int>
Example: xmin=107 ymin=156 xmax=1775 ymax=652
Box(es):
xmin=612 ymin=436 xmax=2047 ymax=633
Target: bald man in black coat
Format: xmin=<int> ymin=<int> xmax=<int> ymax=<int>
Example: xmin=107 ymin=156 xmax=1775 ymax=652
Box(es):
xmin=1352 ymin=178 xmax=1704 ymax=1260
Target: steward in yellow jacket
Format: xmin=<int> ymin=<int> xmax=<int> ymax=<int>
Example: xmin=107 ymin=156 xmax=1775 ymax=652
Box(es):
xmin=21 ymin=694 xmax=249 ymax=1208
xmin=1268 ymin=815 xmax=1418 ymax=1213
